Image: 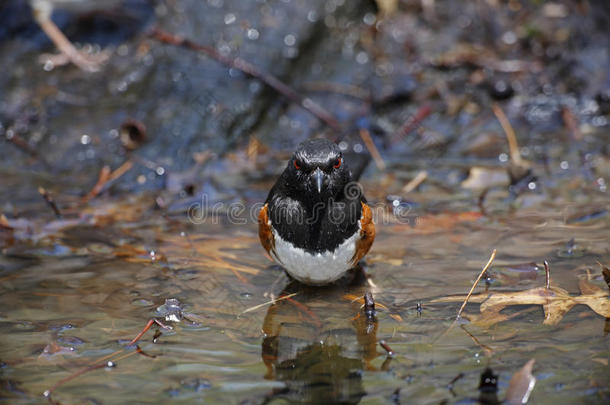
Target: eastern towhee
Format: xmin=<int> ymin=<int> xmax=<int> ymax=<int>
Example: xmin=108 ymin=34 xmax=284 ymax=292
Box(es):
xmin=259 ymin=139 xmax=375 ymax=285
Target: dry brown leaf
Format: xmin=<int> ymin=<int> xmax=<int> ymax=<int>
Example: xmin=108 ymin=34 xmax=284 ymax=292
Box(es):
xmin=506 ymin=359 xmax=536 ymax=405
xmin=433 ymin=280 xmax=610 ymax=326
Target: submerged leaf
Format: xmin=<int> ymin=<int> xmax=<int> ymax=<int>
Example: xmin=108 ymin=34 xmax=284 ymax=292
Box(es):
xmin=505 ymin=359 xmax=536 ymax=405
xmin=433 ymin=279 xmax=610 ymax=326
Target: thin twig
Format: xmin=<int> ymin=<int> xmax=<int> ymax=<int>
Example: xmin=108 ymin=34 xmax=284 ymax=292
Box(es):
xmin=5 ymin=131 xmax=52 ymax=169
xmin=456 ymin=249 xmax=497 ymax=320
xmin=359 ymin=128 xmax=386 ymax=170
xmin=83 ymin=160 xmax=133 ymax=201
xmin=402 ymin=171 xmax=428 ymax=194
xmin=238 ymin=292 xmax=298 ymax=316
xmin=460 ymin=325 xmax=493 ymax=355
xmin=379 ymin=340 xmax=395 ymax=357
xmin=38 ymin=187 xmax=62 ymax=218
xmin=492 ymin=103 xmax=524 ymax=167
xmin=301 ymin=81 xmax=371 ymax=101
xmin=544 ymin=260 xmax=550 ymax=290
xmin=149 ymin=28 xmax=342 ymax=133
xmin=128 ymin=318 xmax=173 ymax=346
xmin=393 ymin=104 xmax=432 ymax=141
xmin=434 ymin=250 xmax=497 ymax=343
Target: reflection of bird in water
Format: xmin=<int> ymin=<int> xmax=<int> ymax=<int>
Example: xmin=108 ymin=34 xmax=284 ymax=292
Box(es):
xmin=259 ymin=279 xmax=389 ymax=405
xmin=27 ymin=0 xmax=151 ymax=71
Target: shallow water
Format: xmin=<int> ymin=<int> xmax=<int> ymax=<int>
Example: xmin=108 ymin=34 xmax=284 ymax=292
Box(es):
xmin=1 ymin=179 xmax=608 ymax=404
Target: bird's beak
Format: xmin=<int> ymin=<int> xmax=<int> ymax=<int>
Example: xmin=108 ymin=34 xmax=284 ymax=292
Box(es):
xmin=313 ymin=167 xmax=324 ymax=193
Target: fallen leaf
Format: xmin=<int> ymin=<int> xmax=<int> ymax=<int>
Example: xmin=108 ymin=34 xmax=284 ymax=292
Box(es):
xmin=506 ymin=359 xmax=536 ymax=405
xmin=433 ymin=280 xmax=610 ymax=326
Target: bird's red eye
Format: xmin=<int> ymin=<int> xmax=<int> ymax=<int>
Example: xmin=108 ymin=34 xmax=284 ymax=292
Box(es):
xmin=333 ymin=158 xmax=342 ymax=169
xmin=293 ymin=159 xmax=301 ymax=170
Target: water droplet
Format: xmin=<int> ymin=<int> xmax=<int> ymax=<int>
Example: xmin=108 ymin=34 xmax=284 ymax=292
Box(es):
xmin=363 ymin=12 xmax=376 ymax=25
xmin=43 ymin=60 xmax=54 ymax=71
xmin=307 ymin=10 xmax=318 ymax=22
xmin=224 ymin=13 xmax=236 ymax=24
xmin=498 ymin=153 xmax=509 ymax=162
xmin=156 ymin=166 xmax=165 ymax=176
xmin=528 ymin=182 xmax=536 ymax=190
xmin=284 ymin=34 xmax=296 ymax=46
xmin=247 ymin=28 xmax=259 ymax=40
xmin=80 ymin=134 xmax=91 ymax=145
xmin=356 ymin=51 xmax=369 ymax=64
xmin=502 ymin=31 xmax=517 ymax=45
xmin=560 ymin=161 xmax=569 ymax=170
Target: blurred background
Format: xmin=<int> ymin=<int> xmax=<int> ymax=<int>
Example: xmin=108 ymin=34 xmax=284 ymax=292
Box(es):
xmin=1 ymin=0 xmax=608 ymax=204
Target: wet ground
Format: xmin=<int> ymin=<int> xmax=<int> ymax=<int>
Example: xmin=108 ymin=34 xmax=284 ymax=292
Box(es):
xmin=1 ymin=0 xmax=609 ymax=404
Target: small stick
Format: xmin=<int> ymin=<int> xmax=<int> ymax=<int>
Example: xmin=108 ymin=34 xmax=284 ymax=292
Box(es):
xmin=32 ymin=9 xmax=103 ymax=72
xmin=402 ymin=170 xmax=428 ymax=194
xmin=379 ymin=340 xmax=395 ymax=357
xmin=5 ymin=131 xmax=52 ymax=169
xmin=84 ymin=165 xmax=111 ymax=201
xmin=238 ymin=292 xmax=297 ymax=316
xmin=460 ymin=325 xmax=493 ymax=354
xmin=447 ymin=372 xmax=465 ymax=395
xmin=83 ymin=160 xmax=133 ymax=201
xmin=149 ymin=28 xmax=342 ymax=133
xmin=543 ymin=260 xmax=550 ymax=289
xmin=456 ymin=249 xmax=497 ymax=320
xmin=359 ymin=128 xmax=386 ymax=170
xmin=43 ymin=315 xmax=166 ymax=398
xmin=492 ymin=103 xmax=524 ymax=167
xmin=128 ymin=318 xmax=173 ymax=346
xmin=134 ymin=346 xmax=157 ymax=359
xmin=43 ymin=352 xmax=137 ymax=400
xmin=394 ymin=104 xmax=432 ymax=141
xmin=38 ymin=187 xmax=62 ymax=218
xmin=301 ymin=81 xmax=370 ymax=101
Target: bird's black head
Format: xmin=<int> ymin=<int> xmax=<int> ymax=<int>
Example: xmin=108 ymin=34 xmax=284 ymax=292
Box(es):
xmin=283 ymin=139 xmax=352 ymax=201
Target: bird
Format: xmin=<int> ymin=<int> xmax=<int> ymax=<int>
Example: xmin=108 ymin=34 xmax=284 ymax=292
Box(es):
xmin=258 ymin=139 xmax=375 ymax=285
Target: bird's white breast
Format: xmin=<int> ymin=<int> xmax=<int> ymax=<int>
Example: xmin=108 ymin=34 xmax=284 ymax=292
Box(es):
xmin=271 ymin=228 xmax=360 ymax=285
